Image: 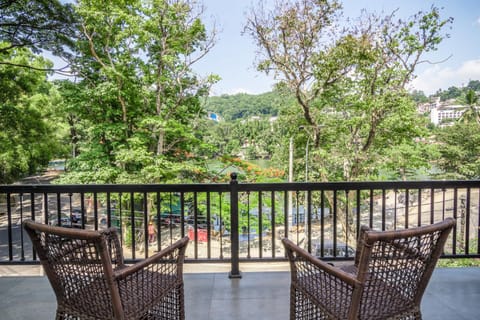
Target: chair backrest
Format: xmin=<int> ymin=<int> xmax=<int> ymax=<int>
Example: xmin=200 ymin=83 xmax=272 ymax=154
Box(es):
xmin=23 ymin=220 xmax=122 ymax=318
xmin=353 ymin=218 xmax=456 ymax=318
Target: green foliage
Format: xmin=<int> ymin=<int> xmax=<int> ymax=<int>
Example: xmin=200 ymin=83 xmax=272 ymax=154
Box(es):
xmin=1 ymin=0 xmax=478 ymax=189
xmin=54 ymin=0 xmax=218 ymax=184
xmin=410 ymin=90 xmax=429 ymax=103
xmin=435 ymin=122 xmax=480 ymax=179
xmin=0 ymin=46 xmax=62 ymax=183
xmin=434 ymin=80 xmax=480 ymax=103
xmin=205 ymin=91 xmax=282 ymax=121
xmin=0 ymin=0 xmax=77 ymax=57
xmin=246 ymin=1 xmax=453 ymax=183
xmin=438 ymin=258 xmax=480 ymax=267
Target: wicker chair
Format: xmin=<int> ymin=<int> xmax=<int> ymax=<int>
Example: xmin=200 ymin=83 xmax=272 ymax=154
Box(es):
xmin=282 ymin=218 xmax=455 ymax=320
xmin=23 ymin=219 xmax=189 ymax=320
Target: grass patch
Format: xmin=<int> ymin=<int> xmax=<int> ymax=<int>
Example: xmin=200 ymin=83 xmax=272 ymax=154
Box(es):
xmin=438 ymin=258 xmax=480 ymax=268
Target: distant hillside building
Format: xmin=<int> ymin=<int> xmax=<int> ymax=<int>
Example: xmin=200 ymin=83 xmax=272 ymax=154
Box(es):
xmin=421 ymin=98 xmax=466 ymax=126
xmin=430 ymin=104 xmax=466 ymax=126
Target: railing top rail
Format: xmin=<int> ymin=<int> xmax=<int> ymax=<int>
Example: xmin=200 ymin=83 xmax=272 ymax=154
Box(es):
xmin=0 ymin=183 xmax=231 ymax=193
xmin=1 ymin=179 xmax=479 ymax=193
xmin=237 ymin=180 xmax=480 ymax=192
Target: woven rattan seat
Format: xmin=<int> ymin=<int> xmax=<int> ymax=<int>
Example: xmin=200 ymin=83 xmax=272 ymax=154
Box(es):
xmin=23 ymin=219 xmax=188 ymax=320
xmin=282 ymin=218 xmax=455 ymax=320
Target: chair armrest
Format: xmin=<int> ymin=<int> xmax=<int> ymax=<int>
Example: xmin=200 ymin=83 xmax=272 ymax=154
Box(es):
xmin=354 ymin=225 xmax=370 ymax=266
xmin=283 ymin=238 xmax=362 ymax=318
xmin=100 ymin=228 xmax=125 ymax=269
xmin=114 ymin=236 xmax=189 ymax=280
xmin=111 ymin=237 xmax=189 ymax=317
xmin=282 ymin=237 xmax=360 ymax=287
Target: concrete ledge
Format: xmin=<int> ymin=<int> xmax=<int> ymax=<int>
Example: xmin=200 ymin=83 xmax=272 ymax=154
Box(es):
xmin=0 ymin=265 xmax=44 ymax=277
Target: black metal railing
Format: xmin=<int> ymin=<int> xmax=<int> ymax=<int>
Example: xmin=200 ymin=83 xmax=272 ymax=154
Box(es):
xmin=1 ymin=175 xmax=479 ymax=277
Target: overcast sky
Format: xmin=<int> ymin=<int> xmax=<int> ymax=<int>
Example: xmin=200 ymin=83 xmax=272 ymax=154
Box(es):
xmin=193 ymin=0 xmax=480 ymax=96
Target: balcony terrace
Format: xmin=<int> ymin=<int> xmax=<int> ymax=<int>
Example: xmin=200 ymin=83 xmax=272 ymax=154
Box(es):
xmin=0 ymin=264 xmax=479 ymax=320
xmin=1 ymin=176 xmax=479 ymax=319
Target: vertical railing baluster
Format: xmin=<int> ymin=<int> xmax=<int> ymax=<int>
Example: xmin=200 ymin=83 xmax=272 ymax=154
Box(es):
xmin=271 ymin=191 xmax=276 ymax=258
xmin=193 ymin=191 xmax=198 ymax=259
xmin=465 ymin=188 xmax=470 ymax=255
xmin=477 ymin=188 xmax=480 ymax=255
xmin=452 ymin=188 xmax=458 ymax=255
xmin=405 ymin=189 xmax=410 ymax=228
xmin=80 ymin=192 xmax=86 ymax=229
xmin=180 ymin=192 xmax=185 ymax=238
xmin=156 ymin=192 xmax=161 ymax=251
xmin=345 ymin=190 xmax=350 ymax=256
xmin=229 ymin=173 xmax=241 ymax=278
xmin=106 ymin=192 xmax=111 ymax=228
xmin=68 ymin=193 xmax=73 ymax=228
xmin=143 ymin=192 xmax=148 ymax=258
xmin=417 ymin=189 xmax=422 ymax=227
xmin=130 ymin=192 xmax=135 ymax=260
xmin=306 ymin=190 xmax=311 ymax=254
xmin=321 ymin=190 xmax=325 ymax=257
xmin=206 ymin=191 xmax=211 ymax=259
xmin=118 ymin=192 xmax=123 ymax=244
xmin=43 ymin=193 xmax=48 ymax=225
xmin=20 ymin=193 xmax=25 ymax=261
xmin=7 ymin=193 xmax=12 ymax=261
xmin=355 ymin=189 xmax=360 ymax=236
xmin=369 ymin=189 xmax=373 ymax=228
xmin=56 ymin=192 xmax=61 ymax=226
xmin=295 ymin=191 xmax=300 ymax=245
xmin=258 ymin=191 xmax=263 ymax=258
xmin=283 ymin=190 xmax=288 ymax=254
xmin=430 ymin=188 xmax=435 ymax=225
xmin=381 ymin=189 xmax=386 ymax=230
xmin=333 ymin=190 xmax=337 ymax=257
xmin=30 ymin=191 xmax=37 ymax=260
xmin=93 ymin=192 xmax=98 ymax=230
xmin=219 ymin=192 xmax=223 ymax=259
xmin=247 ymin=191 xmax=251 ymax=259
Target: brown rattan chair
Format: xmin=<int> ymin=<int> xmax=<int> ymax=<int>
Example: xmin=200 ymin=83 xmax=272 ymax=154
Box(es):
xmin=23 ymin=219 xmax=189 ymax=320
xmin=282 ymin=218 xmax=456 ymax=320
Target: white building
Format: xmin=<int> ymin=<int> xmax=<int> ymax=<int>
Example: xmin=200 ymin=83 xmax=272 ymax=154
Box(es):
xmin=430 ymin=104 xmax=466 ymax=126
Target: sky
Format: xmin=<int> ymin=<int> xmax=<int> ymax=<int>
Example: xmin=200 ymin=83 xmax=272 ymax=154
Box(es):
xmin=192 ymin=0 xmax=480 ymax=96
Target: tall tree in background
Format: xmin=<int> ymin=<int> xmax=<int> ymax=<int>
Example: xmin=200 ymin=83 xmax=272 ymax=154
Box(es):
xmin=245 ymin=0 xmax=453 ymax=182
xmin=244 ymin=0 xmax=341 ymax=150
xmin=58 ymin=0 xmax=218 ymax=184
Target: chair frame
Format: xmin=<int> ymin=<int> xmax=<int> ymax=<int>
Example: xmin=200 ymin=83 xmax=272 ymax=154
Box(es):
xmin=23 ymin=219 xmax=189 ymax=320
xmin=282 ymin=218 xmax=456 ymax=320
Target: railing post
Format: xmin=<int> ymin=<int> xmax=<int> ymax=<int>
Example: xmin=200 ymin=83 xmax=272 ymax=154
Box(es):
xmin=229 ymin=172 xmax=242 ymax=278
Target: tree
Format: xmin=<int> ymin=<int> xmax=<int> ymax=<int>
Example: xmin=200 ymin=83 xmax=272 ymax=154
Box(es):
xmin=458 ymin=89 xmax=479 ymax=124
xmin=410 ymin=90 xmax=429 ymax=103
xmin=0 ymin=46 xmax=61 ymax=183
xmin=0 ymin=0 xmax=77 ymax=71
xmin=244 ymin=0 xmax=341 ymax=149
xmin=435 ymin=122 xmax=480 ymax=179
xmin=245 ymin=0 xmax=453 ymax=182
xmin=438 ymin=86 xmax=463 ymax=102
xmin=57 ymin=0 xmax=218 ymax=184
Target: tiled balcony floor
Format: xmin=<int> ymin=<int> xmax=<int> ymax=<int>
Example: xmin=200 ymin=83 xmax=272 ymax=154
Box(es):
xmin=0 ymin=264 xmax=479 ymax=320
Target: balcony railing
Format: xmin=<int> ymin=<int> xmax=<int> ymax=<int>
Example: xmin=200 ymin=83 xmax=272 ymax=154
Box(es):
xmin=1 ymin=174 xmax=479 ymax=277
